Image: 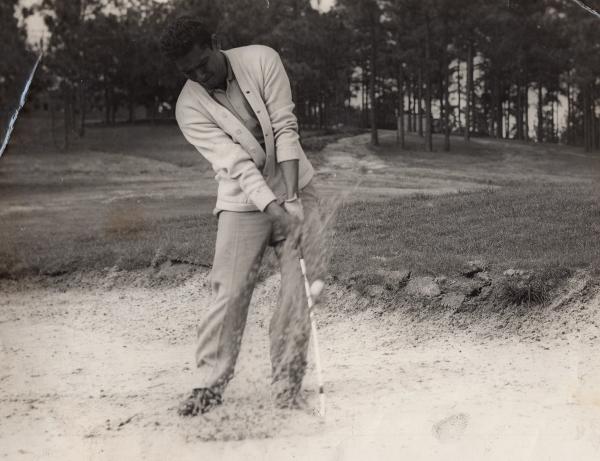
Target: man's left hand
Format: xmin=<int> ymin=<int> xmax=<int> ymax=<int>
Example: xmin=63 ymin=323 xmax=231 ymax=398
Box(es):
xmin=283 ymin=198 xmax=304 ymax=222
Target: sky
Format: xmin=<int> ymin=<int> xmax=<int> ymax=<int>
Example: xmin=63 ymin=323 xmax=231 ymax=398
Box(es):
xmin=311 ymin=0 xmax=335 ymax=10
xmin=18 ymin=0 xmax=45 ymax=46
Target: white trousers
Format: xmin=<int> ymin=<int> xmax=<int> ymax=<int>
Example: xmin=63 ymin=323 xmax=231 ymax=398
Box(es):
xmin=195 ymin=183 xmax=324 ymax=402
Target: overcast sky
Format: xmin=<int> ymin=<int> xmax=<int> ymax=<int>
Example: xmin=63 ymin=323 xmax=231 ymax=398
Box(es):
xmin=311 ymin=0 xmax=334 ymax=10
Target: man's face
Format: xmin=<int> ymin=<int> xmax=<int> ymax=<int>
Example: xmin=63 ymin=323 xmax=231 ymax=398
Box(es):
xmin=175 ymin=44 xmax=227 ymax=91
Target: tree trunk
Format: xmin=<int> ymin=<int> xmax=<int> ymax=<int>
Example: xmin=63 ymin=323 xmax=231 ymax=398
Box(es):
xmin=443 ymin=73 xmax=450 ymax=151
xmin=457 ymin=60 xmax=462 ymax=132
xmin=409 ymin=76 xmax=417 ymax=133
xmin=406 ymin=79 xmax=411 ymax=133
xmin=590 ymin=84 xmax=597 ymax=151
xmin=369 ymin=17 xmax=379 ymax=146
xmin=442 ymin=20 xmax=450 ymax=152
xmin=397 ymin=65 xmax=405 ymax=149
xmin=464 ymin=41 xmax=473 ymax=141
xmin=495 ymin=77 xmax=503 ymax=139
xmin=361 ymin=66 xmax=367 ymax=129
xmin=537 ymin=82 xmax=544 ymax=143
xmin=584 ymin=84 xmax=591 ymax=151
xmin=63 ymin=86 xmax=71 ymax=151
xmin=128 ymin=91 xmax=135 ymax=124
xmin=439 ymin=75 xmax=444 ymax=135
xmin=566 ymin=77 xmax=572 ymax=144
xmin=411 ymin=76 xmax=417 ymax=132
xmin=551 ymin=97 xmax=556 ymax=142
xmin=583 ymin=87 xmax=587 ymax=150
xmin=505 ymin=99 xmax=510 ymax=139
xmin=590 ymin=83 xmax=600 ymax=150
xmin=110 ymin=88 xmax=117 ymax=125
xmin=524 ymin=83 xmax=529 ymax=141
xmin=516 ymin=81 xmax=524 ymax=140
xmin=418 ymin=65 xmax=423 ymax=137
xmin=50 ymin=93 xmax=59 ymax=150
xmin=319 ymin=95 xmax=325 ymax=129
xmin=79 ymin=84 xmax=86 ymax=137
xmin=104 ymin=87 xmax=110 ymax=125
xmin=424 ymin=15 xmax=433 ymax=152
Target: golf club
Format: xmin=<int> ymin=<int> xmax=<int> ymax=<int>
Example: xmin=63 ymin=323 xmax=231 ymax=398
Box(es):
xmin=299 ymin=256 xmax=326 ymax=417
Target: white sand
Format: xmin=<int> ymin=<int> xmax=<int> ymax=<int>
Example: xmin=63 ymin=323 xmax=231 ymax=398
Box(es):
xmin=1 ymin=271 xmax=599 ymax=460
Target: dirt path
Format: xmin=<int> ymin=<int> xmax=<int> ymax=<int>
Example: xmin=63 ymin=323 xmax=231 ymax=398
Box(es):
xmin=2 ymin=271 xmax=600 ymax=460
xmin=314 ymin=132 xmax=599 ymax=202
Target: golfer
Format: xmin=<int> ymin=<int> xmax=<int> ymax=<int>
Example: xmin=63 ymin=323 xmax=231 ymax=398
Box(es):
xmin=160 ymin=16 xmax=323 ymax=416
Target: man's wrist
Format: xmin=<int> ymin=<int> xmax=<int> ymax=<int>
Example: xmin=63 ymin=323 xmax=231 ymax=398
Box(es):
xmin=284 ymin=193 xmax=299 ymax=203
xmin=265 ymin=200 xmax=286 ymax=217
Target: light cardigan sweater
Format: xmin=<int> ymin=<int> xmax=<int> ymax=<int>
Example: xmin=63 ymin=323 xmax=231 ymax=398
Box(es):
xmin=175 ymin=45 xmax=315 ymax=214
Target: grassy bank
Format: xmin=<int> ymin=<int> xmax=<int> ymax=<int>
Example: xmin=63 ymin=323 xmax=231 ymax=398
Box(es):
xmin=2 ymin=122 xmax=598 ymax=292
xmin=330 ymin=182 xmax=600 ymax=281
xmin=2 ymin=181 xmax=598 ymax=285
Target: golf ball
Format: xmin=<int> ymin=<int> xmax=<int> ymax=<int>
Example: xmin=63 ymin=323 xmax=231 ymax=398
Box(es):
xmin=310 ymin=279 xmax=324 ymax=299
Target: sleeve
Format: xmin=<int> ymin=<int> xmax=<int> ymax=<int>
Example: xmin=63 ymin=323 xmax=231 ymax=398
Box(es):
xmin=262 ymin=49 xmax=303 ymax=164
xmin=176 ymin=101 xmax=277 ymax=211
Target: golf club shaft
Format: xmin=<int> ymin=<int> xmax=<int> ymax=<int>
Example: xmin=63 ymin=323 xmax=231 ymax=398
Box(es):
xmin=299 ymin=257 xmax=326 ymax=417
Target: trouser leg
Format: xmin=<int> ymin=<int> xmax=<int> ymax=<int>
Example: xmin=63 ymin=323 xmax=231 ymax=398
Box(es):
xmin=298 ymin=182 xmax=327 ymax=282
xmin=269 ymin=182 xmax=325 ymax=402
xmin=270 ymin=239 xmax=310 ymax=402
xmin=195 ymin=211 xmax=271 ymax=393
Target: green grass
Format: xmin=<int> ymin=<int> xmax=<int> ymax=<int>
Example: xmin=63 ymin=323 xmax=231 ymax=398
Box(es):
xmin=329 ymin=183 xmax=600 ymax=282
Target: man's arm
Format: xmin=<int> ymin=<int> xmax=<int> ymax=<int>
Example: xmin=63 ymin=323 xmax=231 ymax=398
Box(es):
xmin=262 ymin=48 xmax=303 ymax=175
xmin=261 ymin=48 xmax=304 ymax=222
xmin=176 ymin=101 xmax=277 ymax=211
xmin=280 ymin=159 xmax=299 ymax=198
xmin=177 ymin=95 xmax=300 ymax=237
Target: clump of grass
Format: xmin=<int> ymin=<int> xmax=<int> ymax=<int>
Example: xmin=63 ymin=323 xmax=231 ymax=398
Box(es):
xmin=495 ymin=266 xmax=573 ymax=307
xmin=347 ymin=272 xmax=387 ymax=295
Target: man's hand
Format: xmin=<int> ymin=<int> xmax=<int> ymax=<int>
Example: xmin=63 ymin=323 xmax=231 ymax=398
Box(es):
xmin=265 ymin=201 xmax=301 ymax=244
xmin=283 ymin=197 xmax=304 ymax=222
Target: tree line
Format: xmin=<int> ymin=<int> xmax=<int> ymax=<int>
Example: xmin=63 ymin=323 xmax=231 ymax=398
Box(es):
xmin=1 ymin=0 xmax=36 ymax=142
xmin=3 ymin=0 xmax=599 ymax=152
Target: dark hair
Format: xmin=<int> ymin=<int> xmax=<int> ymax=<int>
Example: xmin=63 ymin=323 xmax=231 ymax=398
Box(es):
xmin=160 ymin=16 xmax=213 ymax=60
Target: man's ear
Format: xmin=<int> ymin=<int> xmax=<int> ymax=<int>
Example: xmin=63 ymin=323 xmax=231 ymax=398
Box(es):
xmin=211 ymin=33 xmax=222 ymax=50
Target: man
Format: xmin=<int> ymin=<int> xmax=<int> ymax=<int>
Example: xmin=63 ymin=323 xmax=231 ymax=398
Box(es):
xmin=160 ymin=16 xmax=324 ymax=416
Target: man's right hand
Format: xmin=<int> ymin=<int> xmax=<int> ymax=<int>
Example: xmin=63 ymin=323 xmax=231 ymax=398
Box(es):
xmin=265 ymin=200 xmax=301 ymax=244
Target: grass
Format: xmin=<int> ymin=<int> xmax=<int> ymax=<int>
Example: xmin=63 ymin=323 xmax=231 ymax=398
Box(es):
xmin=0 ymin=212 xmax=218 ymax=278
xmin=3 ymin=182 xmax=598 ymax=287
xmin=329 ymin=183 xmax=600 ymax=282
xmin=495 ymin=266 xmax=573 ymax=306
xmin=2 ymin=119 xmax=599 ymax=293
